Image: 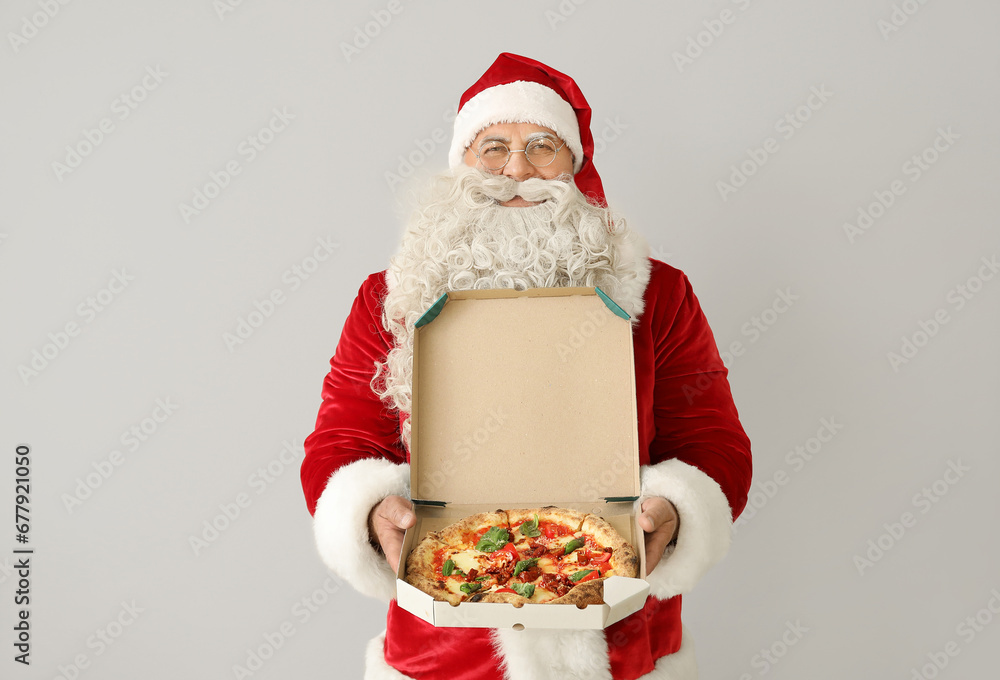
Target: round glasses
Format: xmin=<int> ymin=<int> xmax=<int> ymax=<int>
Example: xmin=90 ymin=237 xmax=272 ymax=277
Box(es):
xmin=473 ymin=136 xmax=567 ymax=171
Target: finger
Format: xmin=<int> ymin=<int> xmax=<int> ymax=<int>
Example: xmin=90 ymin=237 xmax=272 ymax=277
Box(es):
xmin=382 ymin=529 xmax=405 ymax=573
xmin=377 ymin=495 xmax=416 ymax=530
xmin=639 ymin=497 xmax=669 ymax=532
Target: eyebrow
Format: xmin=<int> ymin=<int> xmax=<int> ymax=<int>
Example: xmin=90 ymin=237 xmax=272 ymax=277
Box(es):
xmin=478 ymin=131 xmax=558 ymax=145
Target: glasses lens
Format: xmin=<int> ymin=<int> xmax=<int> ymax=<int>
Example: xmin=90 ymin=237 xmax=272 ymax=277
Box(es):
xmin=479 ymin=141 xmax=509 ymax=170
xmin=525 ymin=138 xmax=558 ymax=166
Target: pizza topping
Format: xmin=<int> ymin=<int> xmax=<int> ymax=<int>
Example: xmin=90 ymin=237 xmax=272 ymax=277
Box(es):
xmin=522 ymin=542 xmax=547 ymax=559
xmin=405 ymin=508 xmax=637 ymax=607
xmin=475 ymin=526 xmax=511 ymax=553
xmin=497 ymin=542 xmax=520 ymax=564
xmin=512 ymin=558 xmax=539 ymax=579
xmin=518 ymin=513 xmax=541 ymax=538
xmin=538 ymin=572 xmax=575 ymax=597
xmin=510 ymin=582 xmax=535 ymax=598
xmin=518 ymin=565 xmax=541 ymax=582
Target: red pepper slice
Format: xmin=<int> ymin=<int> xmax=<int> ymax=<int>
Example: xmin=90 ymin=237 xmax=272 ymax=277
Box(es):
xmin=577 ymin=570 xmax=601 ymax=583
xmin=495 ymin=587 xmax=517 ymax=594
xmin=498 ymin=542 xmax=520 ymax=563
xmin=592 ymin=551 xmax=612 ymax=564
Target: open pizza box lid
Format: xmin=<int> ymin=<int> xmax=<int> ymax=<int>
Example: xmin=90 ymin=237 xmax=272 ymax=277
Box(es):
xmin=395 ymin=287 xmax=650 ymax=629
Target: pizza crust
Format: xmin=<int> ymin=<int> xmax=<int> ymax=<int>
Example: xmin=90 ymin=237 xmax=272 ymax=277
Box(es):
xmin=581 ymin=514 xmax=640 ymax=578
xmin=548 ymin=578 xmax=605 ymax=606
xmin=436 ymin=510 xmax=509 ymax=546
xmin=403 ymin=508 xmax=640 ymax=607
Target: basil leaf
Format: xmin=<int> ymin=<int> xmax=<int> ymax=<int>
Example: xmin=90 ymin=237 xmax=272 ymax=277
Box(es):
xmin=460 ymin=582 xmax=483 ymax=595
xmin=520 ymin=513 xmax=541 ymax=538
xmin=512 ymin=558 xmax=539 ymax=579
xmin=570 ymin=569 xmax=596 ymax=582
xmin=475 ymin=526 xmax=510 ymax=553
xmin=442 ymin=559 xmax=455 ymax=577
xmin=510 ymin=582 xmax=535 ymax=598
xmin=564 ymin=537 xmax=585 ymax=555
xmin=475 ymin=576 xmax=489 ymax=582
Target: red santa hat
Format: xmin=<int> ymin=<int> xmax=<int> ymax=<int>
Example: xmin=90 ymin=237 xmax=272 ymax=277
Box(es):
xmin=448 ymin=52 xmax=607 ymax=207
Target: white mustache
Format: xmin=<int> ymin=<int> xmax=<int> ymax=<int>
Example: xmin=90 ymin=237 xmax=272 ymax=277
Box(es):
xmin=455 ymin=168 xmax=576 ymax=205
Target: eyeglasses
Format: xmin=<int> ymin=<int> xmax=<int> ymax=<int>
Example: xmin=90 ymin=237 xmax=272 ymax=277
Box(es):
xmin=472 ymin=136 xmax=567 ymax=171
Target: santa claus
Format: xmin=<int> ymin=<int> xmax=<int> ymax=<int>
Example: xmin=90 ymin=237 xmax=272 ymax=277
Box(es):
xmin=301 ymin=53 xmax=752 ymax=680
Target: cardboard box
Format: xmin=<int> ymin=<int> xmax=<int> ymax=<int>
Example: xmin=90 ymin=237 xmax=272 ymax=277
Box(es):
xmin=395 ymin=286 xmax=649 ymax=629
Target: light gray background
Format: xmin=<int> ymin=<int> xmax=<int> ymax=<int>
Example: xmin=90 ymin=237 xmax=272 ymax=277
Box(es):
xmin=2 ymin=1 xmax=998 ymax=678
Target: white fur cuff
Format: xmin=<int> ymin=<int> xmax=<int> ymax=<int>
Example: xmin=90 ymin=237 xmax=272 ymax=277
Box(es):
xmin=640 ymin=459 xmax=733 ymax=600
xmin=313 ymin=457 xmax=410 ymax=602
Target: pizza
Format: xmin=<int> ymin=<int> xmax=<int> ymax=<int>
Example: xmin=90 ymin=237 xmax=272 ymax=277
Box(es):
xmin=403 ymin=507 xmax=639 ymax=606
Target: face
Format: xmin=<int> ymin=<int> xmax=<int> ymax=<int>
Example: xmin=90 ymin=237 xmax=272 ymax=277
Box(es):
xmin=462 ymin=122 xmax=575 ymax=207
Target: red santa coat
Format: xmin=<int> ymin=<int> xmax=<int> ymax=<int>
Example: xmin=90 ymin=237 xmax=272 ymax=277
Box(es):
xmin=301 ymin=257 xmax=752 ymax=680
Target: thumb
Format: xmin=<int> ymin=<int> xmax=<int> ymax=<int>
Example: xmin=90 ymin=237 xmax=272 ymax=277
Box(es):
xmin=383 ymin=497 xmax=415 ymax=529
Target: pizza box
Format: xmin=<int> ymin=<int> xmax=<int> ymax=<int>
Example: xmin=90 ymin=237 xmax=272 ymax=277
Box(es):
xmin=394 ymin=287 xmax=650 ymax=629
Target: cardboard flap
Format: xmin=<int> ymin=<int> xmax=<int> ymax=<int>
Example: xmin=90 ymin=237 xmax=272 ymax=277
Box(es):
xmin=603 ymin=577 xmax=651 ymax=627
xmin=410 ymin=287 xmax=640 ymax=504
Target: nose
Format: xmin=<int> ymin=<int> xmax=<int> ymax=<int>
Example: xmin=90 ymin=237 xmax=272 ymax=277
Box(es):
xmin=501 ymin=150 xmax=538 ymax=182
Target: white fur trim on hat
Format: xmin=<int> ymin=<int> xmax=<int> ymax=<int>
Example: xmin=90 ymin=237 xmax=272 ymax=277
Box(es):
xmin=449 ymin=80 xmax=583 ymax=173
xmin=639 ymin=459 xmax=734 ymax=601
xmin=313 ymin=457 xmax=410 ymax=602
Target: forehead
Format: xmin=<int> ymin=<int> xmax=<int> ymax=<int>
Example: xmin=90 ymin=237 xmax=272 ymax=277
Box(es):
xmin=472 ymin=122 xmax=561 ymax=144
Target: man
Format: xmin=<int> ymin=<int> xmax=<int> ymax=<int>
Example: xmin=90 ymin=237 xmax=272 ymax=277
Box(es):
xmin=301 ymin=53 xmax=752 ymax=680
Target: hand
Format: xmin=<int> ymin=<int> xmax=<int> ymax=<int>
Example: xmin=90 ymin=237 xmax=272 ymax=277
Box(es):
xmin=637 ymin=497 xmax=679 ymax=576
xmin=368 ymin=495 xmax=416 ymax=573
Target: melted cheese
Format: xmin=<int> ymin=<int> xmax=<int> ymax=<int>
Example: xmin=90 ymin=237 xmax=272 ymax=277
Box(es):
xmin=446 ymin=549 xmax=483 ymax=575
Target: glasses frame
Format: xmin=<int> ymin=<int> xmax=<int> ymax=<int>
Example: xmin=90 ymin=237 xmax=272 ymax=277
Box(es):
xmin=472 ymin=136 xmax=567 ymax=171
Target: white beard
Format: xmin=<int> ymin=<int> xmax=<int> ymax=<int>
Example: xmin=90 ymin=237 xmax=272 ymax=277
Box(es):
xmin=374 ymin=166 xmax=650 ymax=449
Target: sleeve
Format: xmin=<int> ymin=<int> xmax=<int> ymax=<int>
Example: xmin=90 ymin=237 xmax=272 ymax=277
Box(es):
xmin=639 ymin=268 xmax=752 ymax=600
xmin=300 ymin=272 xmax=410 ymax=602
